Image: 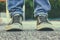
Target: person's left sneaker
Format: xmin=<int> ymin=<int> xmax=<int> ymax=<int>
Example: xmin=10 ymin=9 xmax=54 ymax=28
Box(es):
xmin=5 ymin=14 xmax=23 ymax=31
xmin=36 ymin=15 xmax=54 ymax=31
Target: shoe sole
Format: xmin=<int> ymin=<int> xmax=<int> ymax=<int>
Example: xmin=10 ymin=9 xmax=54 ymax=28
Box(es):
xmin=37 ymin=28 xmax=54 ymax=31
xmin=6 ymin=29 xmax=23 ymax=31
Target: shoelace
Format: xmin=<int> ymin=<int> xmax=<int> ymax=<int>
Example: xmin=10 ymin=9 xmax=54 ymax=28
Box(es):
xmin=37 ymin=16 xmax=52 ymax=25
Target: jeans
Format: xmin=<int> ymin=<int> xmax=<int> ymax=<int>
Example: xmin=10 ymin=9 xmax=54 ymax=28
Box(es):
xmin=8 ymin=0 xmax=51 ymax=17
xmin=8 ymin=0 xmax=24 ymax=16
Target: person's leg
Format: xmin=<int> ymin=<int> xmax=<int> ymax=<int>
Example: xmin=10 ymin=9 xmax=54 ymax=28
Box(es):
xmin=34 ymin=0 xmax=51 ymax=16
xmin=8 ymin=0 xmax=24 ymax=17
xmin=6 ymin=0 xmax=24 ymax=31
xmin=34 ymin=0 xmax=54 ymax=31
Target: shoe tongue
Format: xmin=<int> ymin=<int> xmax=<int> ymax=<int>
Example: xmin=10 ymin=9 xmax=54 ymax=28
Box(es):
xmin=13 ymin=15 xmax=20 ymax=23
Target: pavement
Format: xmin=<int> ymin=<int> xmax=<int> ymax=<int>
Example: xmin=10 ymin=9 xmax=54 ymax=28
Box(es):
xmin=0 ymin=31 xmax=60 ymax=40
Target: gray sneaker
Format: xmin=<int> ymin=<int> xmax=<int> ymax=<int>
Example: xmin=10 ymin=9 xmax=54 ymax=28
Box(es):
xmin=9 ymin=14 xmax=22 ymax=25
xmin=5 ymin=14 xmax=23 ymax=31
xmin=37 ymin=15 xmax=54 ymax=31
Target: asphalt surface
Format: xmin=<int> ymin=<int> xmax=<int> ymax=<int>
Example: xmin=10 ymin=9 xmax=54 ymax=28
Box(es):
xmin=0 ymin=31 xmax=60 ymax=40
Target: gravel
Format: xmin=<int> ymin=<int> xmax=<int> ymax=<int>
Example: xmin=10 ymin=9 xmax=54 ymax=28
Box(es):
xmin=0 ymin=31 xmax=60 ymax=40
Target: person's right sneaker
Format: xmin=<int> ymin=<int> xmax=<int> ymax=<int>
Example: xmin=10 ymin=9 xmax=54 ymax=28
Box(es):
xmin=36 ymin=15 xmax=54 ymax=31
xmin=5 ymin=14 xmax=23 ymax=31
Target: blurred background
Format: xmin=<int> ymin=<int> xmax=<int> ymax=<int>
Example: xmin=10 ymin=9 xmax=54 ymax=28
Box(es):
xmin=0 ymin=0 xmax=60 ymax=20
xmin=25 ymin=0 xmax=60 ymax=20
xmin=0 ymin=0 xmax=6 ymax=12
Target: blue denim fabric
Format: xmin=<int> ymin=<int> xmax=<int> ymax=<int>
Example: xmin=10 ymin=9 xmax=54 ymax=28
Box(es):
xmin=34 ymin=0 xmax=51 ymax=16
xmin=8 ymin=0 xmax=24 ymax=16
xmin=8 ymin=0 xmax=51 ymax=17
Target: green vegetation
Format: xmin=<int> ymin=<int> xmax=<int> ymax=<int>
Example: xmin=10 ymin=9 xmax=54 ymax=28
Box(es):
xmin=49 ymin=0 xmax=60 ymax=18
xmin=25 ymin=0 xmax=34 ymax=19
xmin=25 ymin=0 xmax=60 ymax=19
xmin=0 ymin=2 xmax=6 ymax=12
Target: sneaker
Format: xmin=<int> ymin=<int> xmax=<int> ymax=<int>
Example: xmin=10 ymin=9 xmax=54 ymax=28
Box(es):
xmin=36 ymin=15 xmax=54 ymax=31
xmin=5 ymin=14 xmax=23 ymax=31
